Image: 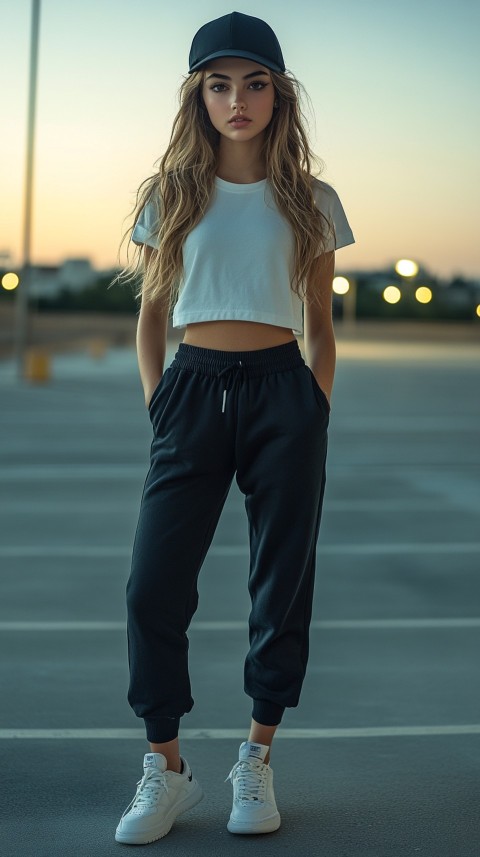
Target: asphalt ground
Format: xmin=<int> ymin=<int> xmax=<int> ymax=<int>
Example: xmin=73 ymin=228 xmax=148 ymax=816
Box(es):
xmin=0 ymin=328 xmax=479 ymax=856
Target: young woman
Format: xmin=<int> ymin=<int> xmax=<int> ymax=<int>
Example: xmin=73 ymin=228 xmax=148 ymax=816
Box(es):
xmin=115 ymin=11 xmax=354 ymax=845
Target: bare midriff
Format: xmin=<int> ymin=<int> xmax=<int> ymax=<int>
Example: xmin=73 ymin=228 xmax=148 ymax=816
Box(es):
xmin=182 ymin=320 xmax=296 ymax=351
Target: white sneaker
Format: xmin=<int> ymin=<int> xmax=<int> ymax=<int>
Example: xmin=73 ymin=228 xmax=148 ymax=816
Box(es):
xmin=226 ymin=741 xmax=281 ymax=834
xmin=115 ymin=752 xmax=203 ymax=845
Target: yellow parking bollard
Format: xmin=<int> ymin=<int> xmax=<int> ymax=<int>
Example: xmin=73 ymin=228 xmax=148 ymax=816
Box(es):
xmin=24 ymin=348 xmax=51 ymax=383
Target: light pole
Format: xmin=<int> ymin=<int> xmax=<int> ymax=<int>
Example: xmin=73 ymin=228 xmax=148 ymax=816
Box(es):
xmin=14 ymin=0 xmax=41 ymax=379
xmin=333 ymin=276 xmax=357 ymax=329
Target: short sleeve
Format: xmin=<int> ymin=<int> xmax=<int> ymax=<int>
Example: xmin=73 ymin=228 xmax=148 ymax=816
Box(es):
xmin=311 ymin=178 xmax=355 ymax=255
xmin=131 ymin=194 xmax=161 ymax=249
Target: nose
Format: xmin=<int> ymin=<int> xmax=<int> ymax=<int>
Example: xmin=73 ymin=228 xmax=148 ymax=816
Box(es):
xmin=231 ymin=91 xmax=247 ymax=110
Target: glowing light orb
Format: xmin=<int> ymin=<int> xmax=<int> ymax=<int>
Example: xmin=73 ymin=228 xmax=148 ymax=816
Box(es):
xmin=383 ymin=286 xmax=402 ymax=304
xmin=415 ymin=287 xmax=433 ymax=304
xmin=333 ymin=276 xmax=350 ymax=295
xmin=395 ymin=259 xmax=419 ymax=277
xmin=1 ymin=272 xmax=19 ymax=291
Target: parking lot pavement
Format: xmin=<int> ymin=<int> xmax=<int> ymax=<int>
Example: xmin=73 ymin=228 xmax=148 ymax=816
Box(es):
xmin=1 ymin=332 xmax=480 ymax=856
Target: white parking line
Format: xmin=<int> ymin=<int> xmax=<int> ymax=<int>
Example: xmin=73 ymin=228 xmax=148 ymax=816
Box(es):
xmin=0 ymin=542 xmax=479 ymax=558
xmin=0 ymin=463 xmax=478 ymax=481
xmin=0 ymin=499 xmax=460 ymax=514
xmin=0 ymin=619 xmax=479 ymax=631
xmin=212 ymin=543 xmax=480 ymax=556
xmin=0 ymin=725 xmax=479 ymax=740
xmin=0 ymin=465 xmax=146 ymax=480
xmin=0 ymin=416 xmax=476 ymax=431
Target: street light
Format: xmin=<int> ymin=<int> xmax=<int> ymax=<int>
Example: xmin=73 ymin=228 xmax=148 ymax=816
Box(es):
xmin=333 ymin=276 xmax=350 ymax=295
xmin=415 ymin=287 xmax=433 ymax=304
xmin=2 ymin=273 xmax=20 ymax=291
xmin=383 ymin=286 xmax=401 ymax=304
xmin=395 ymin=259 xmax=419 ymax=278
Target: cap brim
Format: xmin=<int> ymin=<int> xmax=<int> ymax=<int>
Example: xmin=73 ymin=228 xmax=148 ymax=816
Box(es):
xmin=189 ymin=49 xmax=284 ymax=74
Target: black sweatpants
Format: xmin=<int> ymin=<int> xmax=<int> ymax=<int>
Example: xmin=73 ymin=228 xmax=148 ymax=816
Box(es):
xmin=126 ymin=339 xmax=329 ymax=744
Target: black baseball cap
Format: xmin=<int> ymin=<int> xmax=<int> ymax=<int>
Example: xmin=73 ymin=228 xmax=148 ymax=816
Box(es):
xmin=188 ymin=11 xmax=286 ymax=74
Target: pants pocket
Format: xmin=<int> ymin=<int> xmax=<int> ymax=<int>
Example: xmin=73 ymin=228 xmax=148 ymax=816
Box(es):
xmin=306 ymin=366 xmax=331 ymax=416
xmin=148 ymin=367 xmax=174 ymax=419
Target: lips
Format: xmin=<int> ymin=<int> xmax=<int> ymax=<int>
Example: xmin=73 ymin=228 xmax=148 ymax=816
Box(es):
xmin=229 ymin=116 xmax=252 ymax=124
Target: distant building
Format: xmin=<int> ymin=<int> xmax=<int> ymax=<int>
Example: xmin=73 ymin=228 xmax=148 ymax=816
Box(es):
xmin=27 ymin=258 xmax=97 ymax=297
xmin=29 ymin=265 xmax=61 ymax=298
xmin=57 ymin=258 xmax=96 ymax=291
xmin=0 ymin=250 xmax=12 ymax=268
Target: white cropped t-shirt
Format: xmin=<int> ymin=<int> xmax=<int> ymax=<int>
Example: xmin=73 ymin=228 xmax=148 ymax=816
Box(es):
xmin=131 ymin=176 xmax=355 ymax=335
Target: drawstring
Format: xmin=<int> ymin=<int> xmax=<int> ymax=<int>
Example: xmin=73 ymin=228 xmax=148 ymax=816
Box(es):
xmin=217 ymin=360 xmax=244 ymax=413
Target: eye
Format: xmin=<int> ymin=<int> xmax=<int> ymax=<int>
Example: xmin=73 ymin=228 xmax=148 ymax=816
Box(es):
xmin=210 ymin=83 xmax=227 ymax=92
xmin=249 ymin=81 xmax=268 ymax=90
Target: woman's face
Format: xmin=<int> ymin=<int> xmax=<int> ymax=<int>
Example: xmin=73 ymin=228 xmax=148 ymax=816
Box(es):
xmin=201 ymin=57 xmax=275 ymax=143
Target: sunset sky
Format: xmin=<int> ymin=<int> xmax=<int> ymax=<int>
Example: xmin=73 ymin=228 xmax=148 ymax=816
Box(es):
xmin=1 ymin=0 xmax=479 ymax=278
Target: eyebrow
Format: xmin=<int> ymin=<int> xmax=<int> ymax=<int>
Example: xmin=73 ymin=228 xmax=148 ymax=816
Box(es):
xmin=205 ymin=70 xmax=270 ymax=81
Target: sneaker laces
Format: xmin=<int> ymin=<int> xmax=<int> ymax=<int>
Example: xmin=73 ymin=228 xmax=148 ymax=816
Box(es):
xmin=226 ymin=759 xmax=268 ymax=803
xmin=121 ymin=768 xmax=168 ymax=817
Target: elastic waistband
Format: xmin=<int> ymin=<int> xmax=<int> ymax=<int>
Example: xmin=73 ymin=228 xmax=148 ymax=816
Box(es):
xmin=171 ymin=339 xmax=305 ymax=377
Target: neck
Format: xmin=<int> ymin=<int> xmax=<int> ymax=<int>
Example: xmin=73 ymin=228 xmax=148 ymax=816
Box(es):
xmin=216 ymin=137 xmax=267 ymax=184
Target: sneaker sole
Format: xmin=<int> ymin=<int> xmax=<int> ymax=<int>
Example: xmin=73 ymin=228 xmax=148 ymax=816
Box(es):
xmin=115 ymin=781 xmax=204 ymax=845
xmin=227 ymin=811 xmax=281 ymax=835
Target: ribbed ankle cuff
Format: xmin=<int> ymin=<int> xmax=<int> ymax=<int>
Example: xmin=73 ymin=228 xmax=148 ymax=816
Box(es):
xmin=252 ymin=699 xmax=285 ymax=726
xmin=144 ymin=716 xmax=180 ymax=744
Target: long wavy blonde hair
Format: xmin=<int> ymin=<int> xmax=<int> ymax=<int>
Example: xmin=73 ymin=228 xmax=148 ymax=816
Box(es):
xmin=115 ymin=67 xmax=331 ymax=312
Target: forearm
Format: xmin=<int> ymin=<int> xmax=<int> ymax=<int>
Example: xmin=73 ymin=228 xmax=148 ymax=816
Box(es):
xmin=136 ymin=306 xmax=168 ymax=407
xmin=303 ymin=250 xmax=336 ymax=404
xmin=304 ymin=322 xmax=336 ymax=404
